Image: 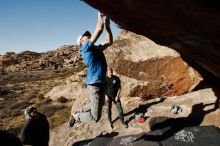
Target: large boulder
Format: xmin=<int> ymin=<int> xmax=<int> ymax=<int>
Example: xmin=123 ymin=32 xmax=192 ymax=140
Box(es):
xmin=83 ymin=0 xmax=220 ymax=79
xmin=105 ymin=32 xmax=202 ymax=99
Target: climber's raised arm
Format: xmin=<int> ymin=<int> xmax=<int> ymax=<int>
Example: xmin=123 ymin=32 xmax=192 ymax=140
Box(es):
xmin=100 ymin=17 xmax=113 ymax=51
xmin=90 ymin=12 xmax=104 ymax=44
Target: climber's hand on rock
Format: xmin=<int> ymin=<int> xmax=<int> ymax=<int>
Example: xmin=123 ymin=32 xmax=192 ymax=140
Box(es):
xmin=98 ymin=11 xmax=104 ymax=17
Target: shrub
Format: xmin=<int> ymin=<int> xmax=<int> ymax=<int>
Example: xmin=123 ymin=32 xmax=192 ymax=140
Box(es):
xmin=44 ymin=98 xmax=52 ymax=104
xmin=37 ymin=93 xmax=44 ymax=100
xmin=57 ymin=96 xmax=68 ymax=103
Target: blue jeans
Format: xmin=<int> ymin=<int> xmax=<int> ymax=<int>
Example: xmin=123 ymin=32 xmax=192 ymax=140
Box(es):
xmin=74 ymin=84 xmax=105 ymax=123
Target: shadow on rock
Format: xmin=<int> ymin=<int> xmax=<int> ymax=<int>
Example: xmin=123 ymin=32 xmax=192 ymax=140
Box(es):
xmin=135 ymin=99 xmax=219 ymax=142
xmin=72 ymin=132 xmax=118 ymax=146
xmin=114 ymin=97 xmax=165 ymax=124
xmin=194 ymin=65 xmax=220 ymax=104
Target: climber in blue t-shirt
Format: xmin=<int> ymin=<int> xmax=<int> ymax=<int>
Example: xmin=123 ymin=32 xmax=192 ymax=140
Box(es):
xmin=69 ymin=11 xmax=113 ymax=127
xmin=80 ymin=40 xmax=107 ymax=85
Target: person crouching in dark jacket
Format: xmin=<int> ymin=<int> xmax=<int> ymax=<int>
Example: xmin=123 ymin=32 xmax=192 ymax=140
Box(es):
xmin=21 ymin=106 xmax=49 ymax=146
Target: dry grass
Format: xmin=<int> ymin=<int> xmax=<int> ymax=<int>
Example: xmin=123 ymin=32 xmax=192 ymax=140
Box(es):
xmin=0 ymin=67 xmax=84 ymax=133
xmin=48 ymin=105 xmax=71 ymax=129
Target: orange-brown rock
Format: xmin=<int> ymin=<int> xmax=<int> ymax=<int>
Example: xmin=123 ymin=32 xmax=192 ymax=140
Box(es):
xmin=105 ymin=32 xmax=202 ymax=99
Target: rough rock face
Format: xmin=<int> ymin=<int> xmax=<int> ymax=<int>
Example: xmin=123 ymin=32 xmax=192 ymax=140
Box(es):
xmin=45 ymin=69 xmax=91 ymax=114
xmin=46 ymin=70 xmax=88 ymax=101
xmin=49 ymin=88 xmax=220 ymax=146
xmin=0 ymin=45 xmax=81 ymax=72
xmin=105 ymin=32 xmax=202 ymax=99
xmin=83 ymin=0 xmax=220 ymax=78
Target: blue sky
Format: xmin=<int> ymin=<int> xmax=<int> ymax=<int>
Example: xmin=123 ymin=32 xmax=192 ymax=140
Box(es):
xmin=0 ymin=0 xmax=121 ymax=55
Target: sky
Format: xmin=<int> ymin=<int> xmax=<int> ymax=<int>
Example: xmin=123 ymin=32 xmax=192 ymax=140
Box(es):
xmin=0 ymin=0 xmax=121 ymax=55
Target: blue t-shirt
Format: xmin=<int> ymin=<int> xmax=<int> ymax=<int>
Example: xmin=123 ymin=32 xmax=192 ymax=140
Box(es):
xmin=80 ymin=40 xmax=107 ymax=85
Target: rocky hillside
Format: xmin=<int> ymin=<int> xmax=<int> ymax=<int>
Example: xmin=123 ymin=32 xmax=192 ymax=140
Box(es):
xmin=0 ymin=45 xmax=85 ymax=136
xmin=0 ymin=45 xmax=81 ymax=72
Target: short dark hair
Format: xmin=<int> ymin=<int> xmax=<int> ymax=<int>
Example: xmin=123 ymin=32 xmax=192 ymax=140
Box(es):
xmin=82 ymin=31 xmax=91 ymax=37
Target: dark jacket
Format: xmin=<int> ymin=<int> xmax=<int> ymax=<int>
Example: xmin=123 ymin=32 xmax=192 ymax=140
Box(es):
xmin=21 ymin=113 xmax=49 ymax=146
xmin=105 ymin=75 xmax=121 ymax=98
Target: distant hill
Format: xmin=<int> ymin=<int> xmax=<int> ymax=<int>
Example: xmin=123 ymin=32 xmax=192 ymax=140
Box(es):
xmin=0 ymin=45 xmax=82 ymax=72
